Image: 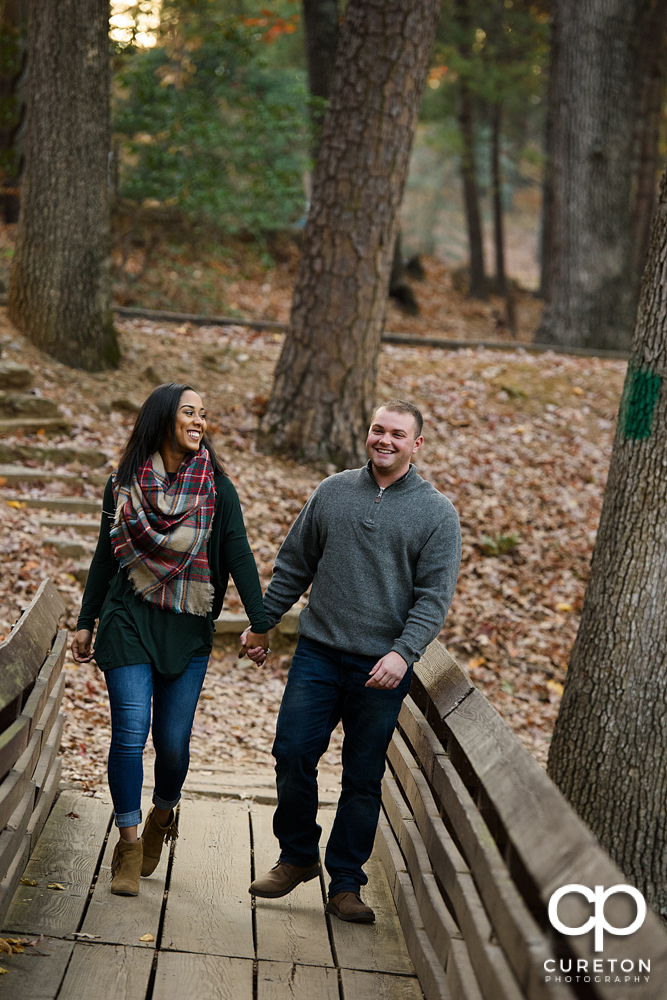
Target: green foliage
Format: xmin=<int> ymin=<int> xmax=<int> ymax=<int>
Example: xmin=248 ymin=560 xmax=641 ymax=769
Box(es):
xmin=113 ymin=0 xmax=310 ymax=233
xmin=422 ymin=0 xmax=550 ymax=193
xmin=479 ymin=532 xmax=520 ymax=556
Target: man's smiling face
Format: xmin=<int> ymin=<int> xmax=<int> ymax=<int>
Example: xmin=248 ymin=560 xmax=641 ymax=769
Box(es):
xmin=365 ymin=407 xmax=423 ymax=480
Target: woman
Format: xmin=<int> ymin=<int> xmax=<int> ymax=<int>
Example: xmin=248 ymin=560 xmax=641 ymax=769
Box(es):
xmin=72 ymin=383 xmax=269 ymax=895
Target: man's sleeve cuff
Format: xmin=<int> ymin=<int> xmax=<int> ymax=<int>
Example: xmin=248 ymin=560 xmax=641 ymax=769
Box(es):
xmin=391 ymin=642 xmax=416 ymax=669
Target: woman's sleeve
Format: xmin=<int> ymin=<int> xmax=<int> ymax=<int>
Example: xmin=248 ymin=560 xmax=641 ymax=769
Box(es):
xmin=76 ymin=477 xmax=118 ymax=632
xmin=216 ymin=479 xmax=271 ymax=634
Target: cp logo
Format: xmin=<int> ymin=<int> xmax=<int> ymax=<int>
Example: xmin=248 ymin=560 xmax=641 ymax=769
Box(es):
xmin=548 ymin=884 xmax=647 ymax=952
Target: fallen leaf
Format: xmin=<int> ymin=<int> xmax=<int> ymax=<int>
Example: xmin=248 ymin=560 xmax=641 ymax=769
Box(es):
xmin=547 ymin=680 xmax=564 ymax=697
xmin=72 ymin=932 xmax=99 ymax=940
xmin=572 ymin=386 xmax=584 ymax=395
xmin=20 ymin=878 xmax=37 ymax=886
xmin=139 ymin=933 xmax=155 ymax=942
xmin=468 ymin=656 xmax=487 ymax=670
xmin=555 ymin=602 xmax=573 ymax=612
xmin=6 ymin=499 xmax=25 ymax=508
xmin=47 ymin=883 xmax=66 ymax=891
xmin=0 ymin=967 xmax=8 ymax=974
xmin=66 ymin=812 xmax=79 ymax=819
xmin=0 ymin=941 xmax=12 ymax=956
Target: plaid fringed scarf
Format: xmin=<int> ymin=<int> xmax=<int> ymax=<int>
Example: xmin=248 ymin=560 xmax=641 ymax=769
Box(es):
xmin=110 ymin=448 xmax=216 ymax=616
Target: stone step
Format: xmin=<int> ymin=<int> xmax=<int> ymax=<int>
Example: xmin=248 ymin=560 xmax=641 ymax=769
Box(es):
xmin=13 ymin=495 xmax=102 ymax=513
xmin=42 ymin=535 xmax=96 ymax=559
xmin=0 ymin=361 xmax=33 ymax=390
xmin=0 ymin=464 xmax=107 ymax=487
xmin=0 ymin=391 xmax=60 ymax=418
xmin=0 ymin=442 xmax=107 ymax=468
xmin=38 ymin=516 xmax=100 ymax=534
xmin=214 ymin=607 xmax=300 ymax=638
xmin=0 ymin=417 xmax=72 ymax=435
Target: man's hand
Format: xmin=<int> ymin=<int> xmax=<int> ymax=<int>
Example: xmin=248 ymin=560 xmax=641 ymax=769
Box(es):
xmin=366 ymin=651 xmax=408 ymax=690
xmin=71 ymin=629 xmax=95 ymax=663
xmin=239 ymin=628 xmax=270 ymax=664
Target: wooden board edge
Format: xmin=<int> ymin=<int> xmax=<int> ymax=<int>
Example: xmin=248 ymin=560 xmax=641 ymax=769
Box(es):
xmin=0 ymin=580 xmax=65 ymax=709
xmin=21 ymin=629 xmax=67 ymax=740
xmin=413 ymin=640 xmax=473 ymax=720
xmin=0 ymin=831 xmax=30 ymax=931
xmin=0 ymin=781 xmax=35 ymax=884
xmin=33 ymin=714 xmax=64 ymax=803
xmin=27 ymin=757 xmax=62 ymax=852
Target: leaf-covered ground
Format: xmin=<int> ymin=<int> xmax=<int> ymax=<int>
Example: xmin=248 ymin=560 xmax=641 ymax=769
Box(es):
xmin=0 ymin=297 xmax=625 ymax=788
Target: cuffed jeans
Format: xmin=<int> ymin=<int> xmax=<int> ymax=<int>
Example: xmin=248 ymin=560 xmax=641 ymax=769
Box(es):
xmin=104 ymin=656 xmax=209 ymax=828
xmin=272 ymin=636 xmax=412 ymax=897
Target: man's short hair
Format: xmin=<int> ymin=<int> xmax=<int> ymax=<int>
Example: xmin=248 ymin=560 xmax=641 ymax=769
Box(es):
xmin=371 ymin=399 xmax=423 ymax=437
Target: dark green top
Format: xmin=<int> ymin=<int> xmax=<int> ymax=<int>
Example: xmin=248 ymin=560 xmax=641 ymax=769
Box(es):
xmin=77 ymin=474 xmax=270 ymax=677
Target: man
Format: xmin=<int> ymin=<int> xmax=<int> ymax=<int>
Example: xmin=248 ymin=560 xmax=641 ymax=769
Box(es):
xmin=242 ymin=399 xmax=461 ymax=923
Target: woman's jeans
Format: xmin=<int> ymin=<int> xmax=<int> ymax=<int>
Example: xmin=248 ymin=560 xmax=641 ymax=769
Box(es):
xmin=272 ymin=636 xmax=413 ymax=898
xmin=104 ymin=656 xmax=209 ymax=828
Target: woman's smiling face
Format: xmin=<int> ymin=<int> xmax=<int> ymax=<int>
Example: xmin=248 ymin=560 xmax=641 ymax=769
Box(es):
xmin=174 ymin=389 xmax=207 ymax=455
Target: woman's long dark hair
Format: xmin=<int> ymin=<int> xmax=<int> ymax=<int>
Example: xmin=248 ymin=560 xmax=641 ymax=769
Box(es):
xmin=116 ymin=383 xmax=225 ymax=486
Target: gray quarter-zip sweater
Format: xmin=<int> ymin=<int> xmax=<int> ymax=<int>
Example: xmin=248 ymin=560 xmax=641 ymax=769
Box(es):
xmin=263 ymin=462 xmax=461 ymax=667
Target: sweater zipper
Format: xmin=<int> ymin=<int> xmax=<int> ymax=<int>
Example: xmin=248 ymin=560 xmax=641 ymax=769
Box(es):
xmin=368 ymin=485 xmax=386 ymax=524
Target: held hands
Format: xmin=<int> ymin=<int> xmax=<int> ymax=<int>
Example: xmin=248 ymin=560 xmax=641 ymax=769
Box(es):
xmin=366 ymin=651 xmax=408 ymax=690
xmin=71 ymin=629 xmax=95 ymax=663
xmin=239 ymin=628 xmax=270 ymax=665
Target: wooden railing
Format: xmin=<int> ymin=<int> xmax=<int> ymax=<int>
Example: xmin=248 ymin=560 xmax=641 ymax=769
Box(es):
xmin=0 ymin=579 xmax=66 ymax=926
xmin=378 ymin=640 xmax=667 ymax=1000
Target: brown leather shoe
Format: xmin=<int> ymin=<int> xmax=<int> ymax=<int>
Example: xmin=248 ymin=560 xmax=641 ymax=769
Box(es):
xmin=249 ymin=860 xmax=321 ymax=898
xmin=325 ymin=891 xmax=375 ymax=923
xmin=141 ymin=806 xmax=178 ymax=877
xmin=110 ymin=838 xmax=143 ymax=896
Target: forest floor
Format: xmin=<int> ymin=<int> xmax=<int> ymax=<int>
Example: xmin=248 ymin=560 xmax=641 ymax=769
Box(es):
xmin=0 ymin=226 xmax=626 ymax=790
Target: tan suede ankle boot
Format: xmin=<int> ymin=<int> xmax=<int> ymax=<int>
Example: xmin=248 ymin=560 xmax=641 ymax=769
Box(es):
xmin=141 ymin=806 xmax=178 ymax=877
xmin=110 ymin=838 xmax=143 ymax=895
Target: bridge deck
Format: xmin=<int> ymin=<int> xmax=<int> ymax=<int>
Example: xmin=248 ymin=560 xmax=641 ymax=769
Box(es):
xmin=0 ymin=783 xmax=423 ymax=1000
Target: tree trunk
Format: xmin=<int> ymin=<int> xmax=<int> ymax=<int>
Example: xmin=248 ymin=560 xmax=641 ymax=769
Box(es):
xmin=302 ymin=0 xmax=339 ymax=135
xmin=535 ymin=0 xmax=639 ymax=351
xmin=629 ymin=0 xmax=667 ymax=287
xmin=491 ymin=104 xmax=516 ymax=336
xmin=389 ymin=230 xmax=419 ymax=316
xmin=456 ymin=0 xmax=486 ymax=300
xmin=548 ymin=154 xmax=667 ymax=915
xmin=258 ymin=0 xmax=439 ymax=468
xmin=0 ymin=0 xmax=28 ymax=224
xmin=7 ymin=0 xmax=118 ymax=371
xmin=538 ymin=23 xmax=555 ymax=303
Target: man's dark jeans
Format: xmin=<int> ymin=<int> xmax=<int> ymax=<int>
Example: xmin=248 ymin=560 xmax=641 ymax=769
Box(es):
xmin=272 ymin=635 xmax=413 ymax=897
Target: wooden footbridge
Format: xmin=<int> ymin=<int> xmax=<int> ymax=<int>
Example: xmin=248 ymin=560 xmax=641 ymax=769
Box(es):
xmin=1 ymin=581 xmax=667 ymax=1000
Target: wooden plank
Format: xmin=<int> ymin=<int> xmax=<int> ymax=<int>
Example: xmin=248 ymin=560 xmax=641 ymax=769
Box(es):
xmin=251 ymin=802 xmax=334 ymax=968
xmin=26 ymin=758 xmax=62 ymax=853
xmin=162 ymin=797 xmax=254 ymax=959
xmin=444 ymin=690 xmax=667 ymax=998
xmin=319 ymin=809 xmax=414 ymax=977
xmin=383 ymin=775 xmax=462 ymax=956
xmin=3 ymin=789 xmax=112 ymax=936
xmin=393 ymin=869 xmax=450 ymax=1000
xmin=412 ymin=640 xmax=472 ymax=720
xmin=154 ymin=951 xmax=253 ymax=1000
xmin=376 ymin=813 xmax=482 ymax=1000
xmin=0 ymin=715 xmax=30 ymax=782
xmin=399 ymin=697 xmax=561 ymax=1000
xmin=32 ymin=709 xmax=65 ymax=799
xmin=0 ymin=781 xmax=35 ymax=883
xmin=19 ymin=630 xmax=67 ymax=741
xmin=0 ymin=829 xmax=30 ymax=930
xmin=340 ymin=969 xmax=424 ymax=1000
xmin=0 ymin=580 xmax=65 ymax=714
xmin=33 ymin=672 xmax=65 ymax=747
xmin=82 ymin=794 xmax=168 ymax=946
xmin=257 ymin=961 xmax=339 ymax=1000
xmin=387 ymin=733 xmax=526 ymax=1000
xmin=0 ymin=666 xmax=64 ymax=832
xmin=56 ymin=943 xmax=153 ymax=1000
xmin=0 ymin=935 xmax=74 ymax=1000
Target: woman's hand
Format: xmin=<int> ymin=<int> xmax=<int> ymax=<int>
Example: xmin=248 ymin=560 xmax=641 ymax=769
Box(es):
xmin=239 ymin=628 xmax=269 ymax=664
xmin=71 ymin=629 xmax=95 ymax=663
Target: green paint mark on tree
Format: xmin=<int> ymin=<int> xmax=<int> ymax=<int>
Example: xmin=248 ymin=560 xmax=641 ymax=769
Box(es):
xmin=624 ymin=369 xmax=661 ymax=440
